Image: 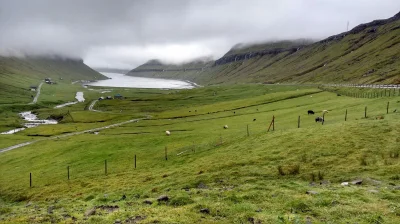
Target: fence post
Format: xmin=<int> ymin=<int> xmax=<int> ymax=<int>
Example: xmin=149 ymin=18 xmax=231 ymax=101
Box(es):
xmin=165 ymin=146 xmax=168 ymax=161
xmin=247 ymin=124 xmax=249 ymax=137
xmin=322 ymin=113 xmax=325 ymax=125
xmin=272 ymin=116 xmax=275 ymax=131
xmin=134 ymin=155 xmax=136 ymax=169
xmin=267 ymin=116 xmax=274 ymax=132
xmin=30 ymin=172 xmax=32 ymax=188
xmin=105 ymin=160 xmax=107 ymax=175
xmin=387 ymin=102 xmax=389 ymax=114
xmin=365 ymin=106 xmax=367 ymax=118
xmin=298 ymin=116 xmax=300 ymax=128
xmin=67 ymin=166 xmax=70 ymax=180
xmin=345 ymin=109 xmax=347 ymax=121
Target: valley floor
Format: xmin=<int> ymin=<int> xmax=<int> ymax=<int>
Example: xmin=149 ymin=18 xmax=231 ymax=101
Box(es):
xmin=0 ymin=84 xmax=399 ymax=223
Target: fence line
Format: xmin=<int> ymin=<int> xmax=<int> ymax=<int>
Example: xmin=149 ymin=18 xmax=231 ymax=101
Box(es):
xmin=5 ymin=100 xmax=399 ymax=189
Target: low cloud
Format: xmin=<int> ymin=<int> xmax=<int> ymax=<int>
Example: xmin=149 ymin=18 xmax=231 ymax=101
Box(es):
xmin=0 ymin=0 xmax=399 ymax=69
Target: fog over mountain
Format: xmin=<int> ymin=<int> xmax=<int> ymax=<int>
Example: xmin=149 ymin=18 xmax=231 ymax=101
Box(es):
xmin=0 ymin=0 xmax=399 ymax=69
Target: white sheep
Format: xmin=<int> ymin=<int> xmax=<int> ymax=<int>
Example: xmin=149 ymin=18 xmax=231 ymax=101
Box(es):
xmin=165 ymin=130 xmax=171 ymax=136
xmin=223 ymin=125 xmax=228 ymax=129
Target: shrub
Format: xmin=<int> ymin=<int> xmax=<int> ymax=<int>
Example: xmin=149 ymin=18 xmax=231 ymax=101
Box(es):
xmin=360 ymin=155 xmax=368 ymax=166
xmin=318 ymin=171 xmax=324 ymax=180
xmin=389 ymin=175 xmax=400 ymax=180
xmin=0 ymin=207 xmax=12 ymax=215
xmin=310 ymin=173 xmax=316 ymax=182
xmin=389 ymin=150 xmax=399 ymax=158
xmin=301 ymin=154 xmax=307 ymax=163
xmin=278 ymin=165 xmax=300 ymax=176
xmin=288 ymin=165 xmax=300 ymax=175
xmin=169 ymin=196 xmax=194 ymax=207
xmin=277 ymin=165 xmax=285 ymax=176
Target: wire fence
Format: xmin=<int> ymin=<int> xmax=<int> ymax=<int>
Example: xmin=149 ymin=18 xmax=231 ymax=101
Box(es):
xmin=319 ymin=86 xmax=400 ymax=98
xmin=2 ymin=94 xmax=400 ymax=191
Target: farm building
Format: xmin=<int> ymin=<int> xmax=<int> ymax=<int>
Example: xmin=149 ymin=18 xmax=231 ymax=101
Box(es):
xmin=29 ymin=85 xmax=37 ymax=91
xmin=114 ymin=94 xmax=123 ymax=99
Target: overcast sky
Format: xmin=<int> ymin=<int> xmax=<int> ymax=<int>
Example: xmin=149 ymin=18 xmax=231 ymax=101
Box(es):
xmin=0 ymin=0 xmax=399 ymax=69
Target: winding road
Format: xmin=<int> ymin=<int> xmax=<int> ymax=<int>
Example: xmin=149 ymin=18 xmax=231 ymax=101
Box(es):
xmin=88 ymin=100 xmax=99 ymax=112
xmin=0 ymin=117 xmax=146 ymax=154
xmin=29 ymin=82 xmax=43 ymax=104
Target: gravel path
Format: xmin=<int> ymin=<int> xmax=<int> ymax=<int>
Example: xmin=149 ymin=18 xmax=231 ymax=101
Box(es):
xmin=88 ymin=100 xmax=99 ymax=112
xmin=29 ymin=82 xmax=43 ymax=104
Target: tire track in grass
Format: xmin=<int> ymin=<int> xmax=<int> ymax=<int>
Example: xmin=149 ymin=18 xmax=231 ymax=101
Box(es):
xmin=0 ymin=116 xmax=149 ymax=154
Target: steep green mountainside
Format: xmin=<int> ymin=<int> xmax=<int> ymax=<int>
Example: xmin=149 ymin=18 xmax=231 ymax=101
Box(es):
xmin=0 ymin=56 xmax=107 ymax=104
xmin=127 ymin=12 xmax=400 ymax=85
xmin=224 ymin=39 xmax=314 ymax=57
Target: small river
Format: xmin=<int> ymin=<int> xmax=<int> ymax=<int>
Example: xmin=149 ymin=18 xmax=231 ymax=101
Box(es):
xmin=88 ymin=72 xmax=195 ymax=89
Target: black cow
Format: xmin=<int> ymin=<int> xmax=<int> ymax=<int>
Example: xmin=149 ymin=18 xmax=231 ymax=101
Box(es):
xmin=315 ymin=117 xmax=324 ymax=122
xmin=253 ymin=119 xmax=256 ymax=121
xmin=308 ymin=110 xmax=315 ymax=115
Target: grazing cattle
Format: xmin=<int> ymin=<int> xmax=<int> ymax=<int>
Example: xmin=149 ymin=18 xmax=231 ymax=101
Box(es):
xmin=165 ymin=131 xmax=171 ymax=136
xmin=234 ymin=111 xmax=236 ymax=114
xmin=224 ymin=125 xmax=228 ymax=129
xmin=315 ymin=117 xmax=324 ymax=122
xmin=253 ymin=119 xmax=256 ymax=121
xmin=308 ymin=110 xmax=315 ymax=115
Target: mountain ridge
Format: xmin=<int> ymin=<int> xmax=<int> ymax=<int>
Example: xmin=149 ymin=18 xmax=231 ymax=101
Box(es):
xmin=126 ymin=11 xmax=400 ymax=85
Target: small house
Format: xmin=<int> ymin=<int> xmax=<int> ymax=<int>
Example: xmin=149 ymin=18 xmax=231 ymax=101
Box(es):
xmin=114 ymin=94 xmax=123 ymax=99
xmin=98 ymin=96 xmax=105 ymax=100
xmin=29 ymin=85 xmax=37 ymax=91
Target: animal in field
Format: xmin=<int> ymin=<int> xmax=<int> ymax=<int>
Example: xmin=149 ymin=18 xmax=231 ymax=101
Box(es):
xmin=308 ymin=110 xmax=315 ymax=115
xmin=224 ymin=125 xmax=228 ymax=129
xmin=165 ymin=130 xmax=171 ymax=136
xmin=253 ymin=119 xmax=256 ymax=121
xmin=315 ymin=117 xmax=324 ymax=122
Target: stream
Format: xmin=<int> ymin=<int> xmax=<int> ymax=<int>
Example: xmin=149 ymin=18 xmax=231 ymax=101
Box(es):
xmin=0 ymin=111 xmax=58 ymax=135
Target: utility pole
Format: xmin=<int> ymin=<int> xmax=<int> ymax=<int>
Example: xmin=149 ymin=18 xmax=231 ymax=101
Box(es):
xmin=347 ymin=21 xmax=349 ymax=32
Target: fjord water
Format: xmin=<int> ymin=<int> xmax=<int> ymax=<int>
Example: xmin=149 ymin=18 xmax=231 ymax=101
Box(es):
xmin=89 ymin=72 xmax=195 ymax=89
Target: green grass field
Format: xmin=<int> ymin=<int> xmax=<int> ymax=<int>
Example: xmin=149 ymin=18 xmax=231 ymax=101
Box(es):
xmin=0 ymin=84 xmax=399 ymax=223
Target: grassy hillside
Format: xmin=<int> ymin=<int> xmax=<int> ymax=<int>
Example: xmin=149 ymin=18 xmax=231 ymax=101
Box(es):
xmin=223 ymin=39 xmax=314 ymax=57
xmin=0 ymin=55 xmax=109 ymax=133
xmin=127 ymin=12 xmax=400 ymax=85
xmin=0 ymin=84 xmax=399 ymax=223
xmin=0 ymin=56 xmax=107 ymax=104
